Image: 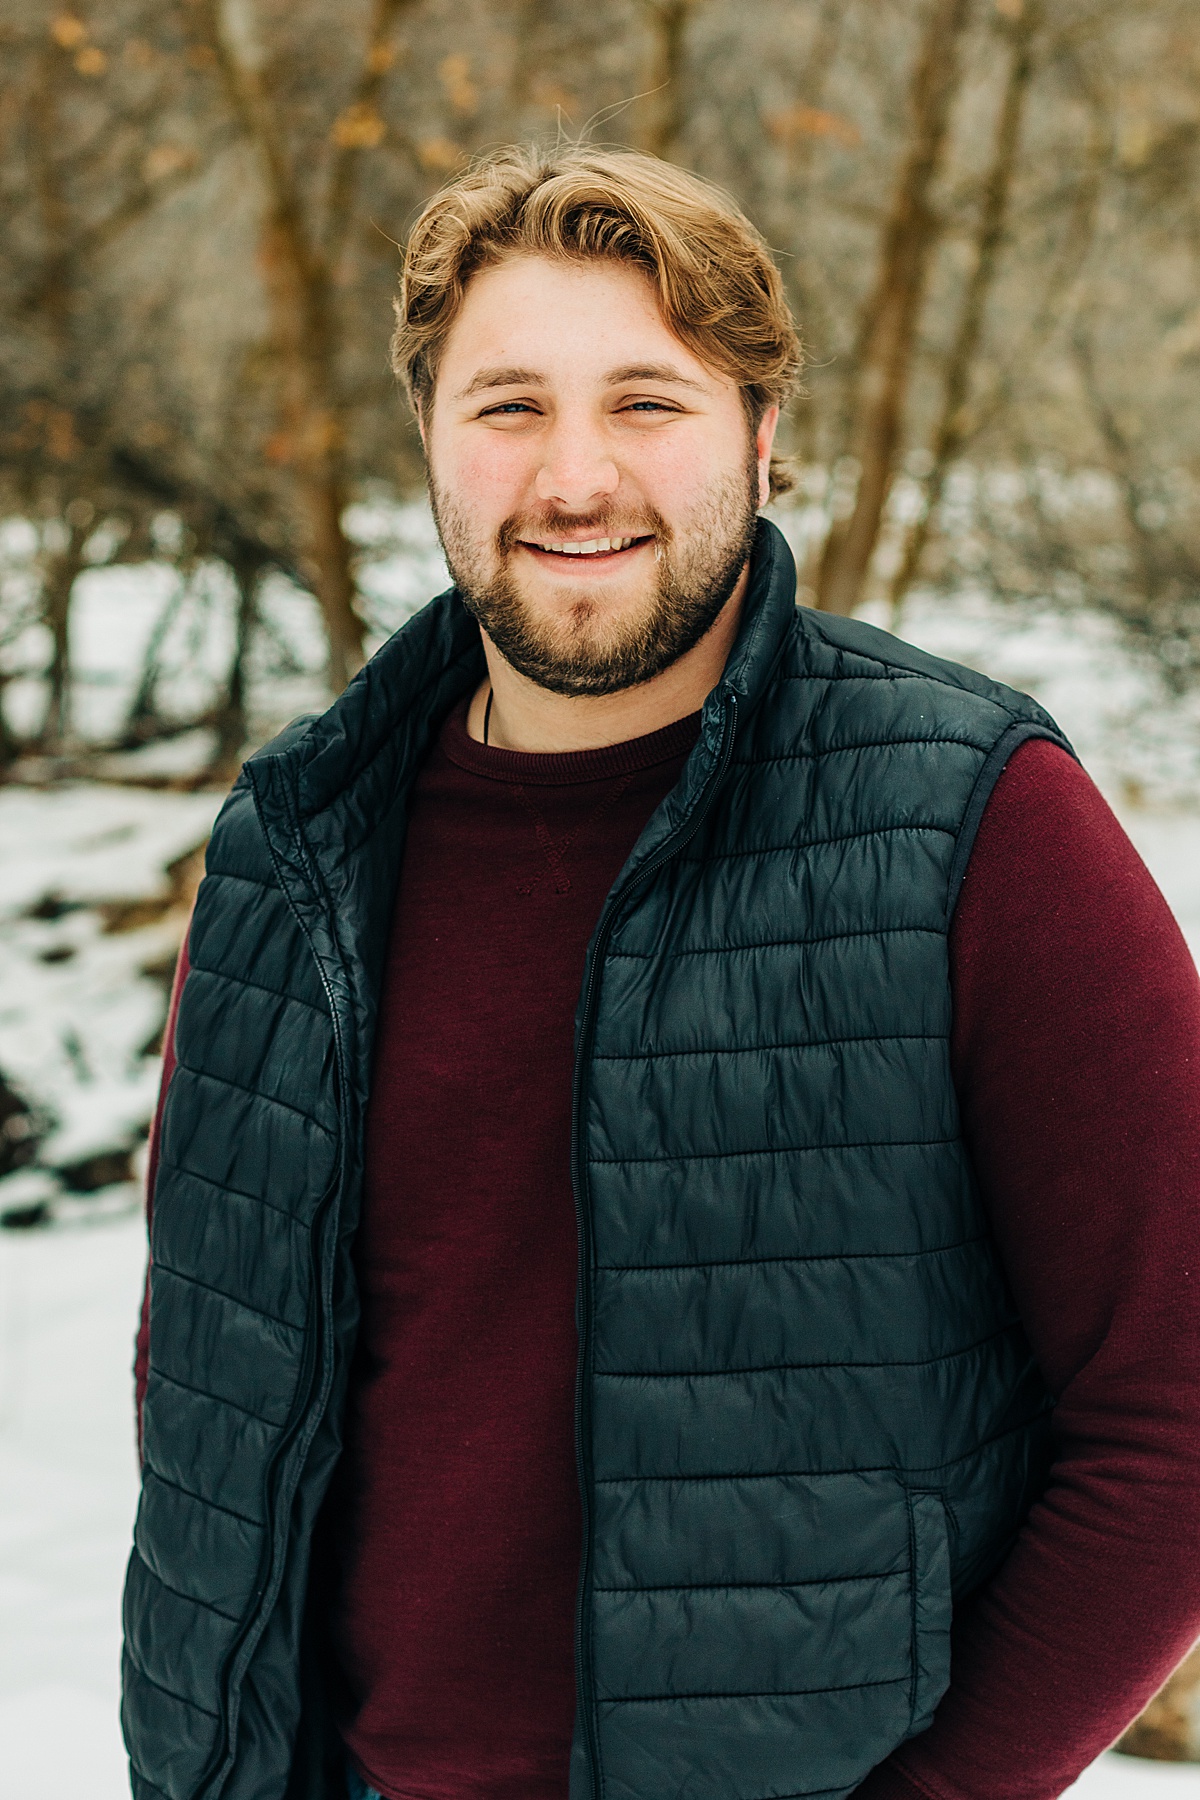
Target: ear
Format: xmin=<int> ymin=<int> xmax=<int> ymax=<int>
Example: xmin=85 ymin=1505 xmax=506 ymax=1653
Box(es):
xmin=415 ymin=397 xmax=428 ymax=450
xmin=755 ymin=406 xmax=780 ymax=508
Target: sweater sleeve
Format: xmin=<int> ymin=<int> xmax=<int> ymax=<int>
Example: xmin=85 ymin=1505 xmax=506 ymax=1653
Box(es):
xmin=858 ymin=737 xmax=1200 ymax=1800
xmin=134 ymin=927 xmax=191 ymax=1457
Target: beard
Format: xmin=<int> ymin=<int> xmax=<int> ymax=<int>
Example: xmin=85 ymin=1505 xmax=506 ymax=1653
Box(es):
xmin=428 ymin=457 xmax=760 ymax=698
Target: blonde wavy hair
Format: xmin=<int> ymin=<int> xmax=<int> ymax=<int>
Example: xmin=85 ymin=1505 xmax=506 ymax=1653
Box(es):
xmin=392 ymin=144 xmax=802 ymax=498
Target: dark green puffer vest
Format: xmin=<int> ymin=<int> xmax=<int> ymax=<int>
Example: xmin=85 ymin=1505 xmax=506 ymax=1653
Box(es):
xmin=124 ymin=519 xmax=1069 ymax=1800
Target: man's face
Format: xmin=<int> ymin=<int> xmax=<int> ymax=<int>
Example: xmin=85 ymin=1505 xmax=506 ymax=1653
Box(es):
xmin=423 ymin=255 xmax=777 ymax=697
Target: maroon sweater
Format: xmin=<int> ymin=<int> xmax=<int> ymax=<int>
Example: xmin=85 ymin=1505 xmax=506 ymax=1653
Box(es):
xmin=139 ymin=702 xmax=1200 ymax=1800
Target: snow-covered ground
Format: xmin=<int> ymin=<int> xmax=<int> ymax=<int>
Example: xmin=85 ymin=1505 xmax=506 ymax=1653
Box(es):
xmin=858 ymin=585 xmax=1200 ymax=964
xmin=5 ymin=1214 xmax=1198 ymax=1800
xmin=0 ymin=786 xmax=224 ymax=1232
xmin=2 ymin=522 xmax=1200 ymax=1795
xmin=1 ymin=1216 xmax=146 ymax=1797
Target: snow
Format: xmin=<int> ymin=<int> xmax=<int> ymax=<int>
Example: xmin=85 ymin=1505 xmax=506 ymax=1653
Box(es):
xmin=0 ymin=1216 xmax=144 ymax=1799
xmin=1066 ymin=1765 xmax=1200 ymax=1796
xmin=2 ymin=1217 xmax=1195 ymax=1800
xmin=0 ymin=785 xmax=222 ymax=1218
xmin=3 ymin=530 xmax=1200 ymax=1793
xmin=0 ymin=784 xmax=219 ymax=914
xmin=860 ymin=585 xmax=1200 ymax=965
xmin=0 ymin=501 xmax=451 ymax=757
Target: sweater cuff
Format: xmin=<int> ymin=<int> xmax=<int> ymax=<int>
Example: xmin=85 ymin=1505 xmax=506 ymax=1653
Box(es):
xmin=854 ymin=1761 xmax=941 ymax=1800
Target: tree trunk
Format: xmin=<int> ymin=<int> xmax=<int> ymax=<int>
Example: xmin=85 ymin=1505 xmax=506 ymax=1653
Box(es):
xmin=1072 ymin=323 xmax=1168 ymax=616
xmin=639 ymin=0 xmax=695 ymax=162
xmin=507 ymin=0 xmax=557 ymax=117
xmin=888 ymin=1 xmax=1041 ymax=623
xmin=124 ymin=569 xmax=190 ymax=745
xmin=1117 ymin=1640 xmax=1200 ymax=1762
xmin=261 ymin=203 xmax=363 ymax=691
xmin=39 ymin=525 xmax=87 ymax=751
xmin=782 ymin=0 xmax=848 ymax=470
xmin=204 ymin=0 xmax=366 ymax=693
xmin=210 ymin=556 xmax=261 ymax=779
xmin=815 ymin=0 xmax=974 ymax=616
xmin=0 ymin=677 xmax=19 ymax=772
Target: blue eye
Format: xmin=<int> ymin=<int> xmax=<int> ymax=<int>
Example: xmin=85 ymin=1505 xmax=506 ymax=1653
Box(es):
xmin=484 ymin=401 xmax=536 ymax=415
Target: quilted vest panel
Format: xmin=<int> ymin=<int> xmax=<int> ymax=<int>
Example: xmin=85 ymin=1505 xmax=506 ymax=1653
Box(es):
xmin=122 ymin=521 xmax=1066 ymax=1800
xmin=573 ymin=600 xmax=1062 ymax=1800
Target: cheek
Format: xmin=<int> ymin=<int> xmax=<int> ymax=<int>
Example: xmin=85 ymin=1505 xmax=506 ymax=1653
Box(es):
xmin=624 ymin=420 xmax=751 ymax=513
xmin=433 ymin=430 xmax=537 ymax=516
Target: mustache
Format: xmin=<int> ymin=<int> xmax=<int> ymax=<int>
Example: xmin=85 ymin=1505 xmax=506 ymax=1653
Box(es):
xmin=497 ymin=507 xmax=673 ymax=552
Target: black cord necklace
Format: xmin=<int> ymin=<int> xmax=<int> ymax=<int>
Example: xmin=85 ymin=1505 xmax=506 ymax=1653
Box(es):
xmin=483 ymin=687 xmax=494 ymax=746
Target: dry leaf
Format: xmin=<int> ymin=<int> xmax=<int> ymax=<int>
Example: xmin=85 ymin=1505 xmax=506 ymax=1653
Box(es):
xmin=366 ymin=40 xmax=400 ymax=74
xmin=439 ymin=53 xmax=479 ymax=117
xmin=50 ymin=13 xmax=87 ymax=49
xmin=263 ymin=430 xmax=295 ymax=466
xmin=143 ymin=143 xmax=194 ymax=183
xmin=531 ymin=78 xmax=577 ymax=113
xmin=765 ymin=103 xmax=861 ymax=149
xmin=332 ymin=103 xmax=387 ymax=148
xmin=45 ymin=408 xmax=81 ymax=462
xmin=417 ymin=136 xmax=464 ymax=172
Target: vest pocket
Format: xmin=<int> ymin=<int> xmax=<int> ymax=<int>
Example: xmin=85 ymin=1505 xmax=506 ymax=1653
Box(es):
xmin=905 ymin=1489 xmax=952 ymax=1738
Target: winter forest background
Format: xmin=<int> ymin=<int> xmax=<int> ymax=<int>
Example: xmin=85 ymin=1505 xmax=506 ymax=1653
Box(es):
xmin=2 ymin=0 xmax=1200 ymax=1791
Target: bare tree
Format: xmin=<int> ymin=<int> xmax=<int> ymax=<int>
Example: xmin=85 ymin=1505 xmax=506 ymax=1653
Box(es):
xmin=886 ymin=0 xmax=1042 ymax=620
xmin=636 ymin=0 xmax=698 ymax=161
xmin=2 ymin=0 xmax=1197 ymax=718
xmin=195 ymin=0 xmax=419 ymax=691
xmin=815 ymin=0 xmax=976 ymax=615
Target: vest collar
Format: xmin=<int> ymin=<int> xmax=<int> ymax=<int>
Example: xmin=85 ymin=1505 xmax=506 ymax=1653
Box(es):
xmin=244 ymin=516 xmax=798 ymax=1068
xmin=715 ymin=515 xmax=797 ymax=715
xmin=251 ymin=513 xmax=797 ymax=833
xmin=589 ymin=517 xmax=798 ymax=889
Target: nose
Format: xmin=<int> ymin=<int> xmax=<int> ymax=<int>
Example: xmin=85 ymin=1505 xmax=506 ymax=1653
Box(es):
xmin=534 ymin=416 xmax=620 ymax=511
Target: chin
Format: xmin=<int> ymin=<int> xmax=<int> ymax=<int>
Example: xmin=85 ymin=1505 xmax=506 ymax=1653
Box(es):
xmin=527 ymin=591 xmax=646 ymax=651
xmin=529 ymin=575 xmax=649 ymax=620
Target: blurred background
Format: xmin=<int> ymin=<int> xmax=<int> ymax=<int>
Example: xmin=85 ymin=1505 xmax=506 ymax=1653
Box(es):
xmin=1 ymin=0 xmax=1199 ymax=1792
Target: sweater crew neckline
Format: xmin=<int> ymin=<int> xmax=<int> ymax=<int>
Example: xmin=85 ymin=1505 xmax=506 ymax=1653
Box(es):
xmin=439 ymin=696 xmax=702 ymax=787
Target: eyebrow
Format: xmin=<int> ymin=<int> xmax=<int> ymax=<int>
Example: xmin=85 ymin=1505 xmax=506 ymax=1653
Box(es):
xmin=456 ymin=367 xmax=545 ymax=399
xmin=604 ymin=362 xmax=709 ymax=393
xmin=455 ymin=361 xmax=711 ymax=400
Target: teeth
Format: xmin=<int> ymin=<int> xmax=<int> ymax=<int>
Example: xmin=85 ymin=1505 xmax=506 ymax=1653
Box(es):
xmin=536 ymin=536 xmax=637 ymax=555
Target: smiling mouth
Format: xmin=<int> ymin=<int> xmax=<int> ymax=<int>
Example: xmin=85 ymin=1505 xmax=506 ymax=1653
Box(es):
xmin=519 ymin=534 xmax=654 ymax=560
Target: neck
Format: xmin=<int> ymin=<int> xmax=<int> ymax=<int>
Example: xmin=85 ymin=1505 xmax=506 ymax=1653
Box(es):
xmin=466 ymin=561 xmax=750 ymax=753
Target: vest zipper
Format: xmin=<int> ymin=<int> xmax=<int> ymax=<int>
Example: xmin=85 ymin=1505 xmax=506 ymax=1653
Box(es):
xmin=569 ymin=690 xmax=738 ymax=1800
xmin=201 ymin=1181 xmax=339 ymax=1798
xmin=202 ymin=792 xmax=353 ymax=1799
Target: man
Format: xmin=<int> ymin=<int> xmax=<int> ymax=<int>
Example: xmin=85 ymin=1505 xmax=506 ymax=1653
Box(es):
xmin=124 ymin=145 xmax=1200 ymax=1800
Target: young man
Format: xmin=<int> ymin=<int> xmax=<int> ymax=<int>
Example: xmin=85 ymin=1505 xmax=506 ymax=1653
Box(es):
xmin=124 ymin=147 xmax=1200 ymax=1800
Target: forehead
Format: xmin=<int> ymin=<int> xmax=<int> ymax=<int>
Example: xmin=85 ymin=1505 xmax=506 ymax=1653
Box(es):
xmin=436 ymin=253 xmax=726 ymax=393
